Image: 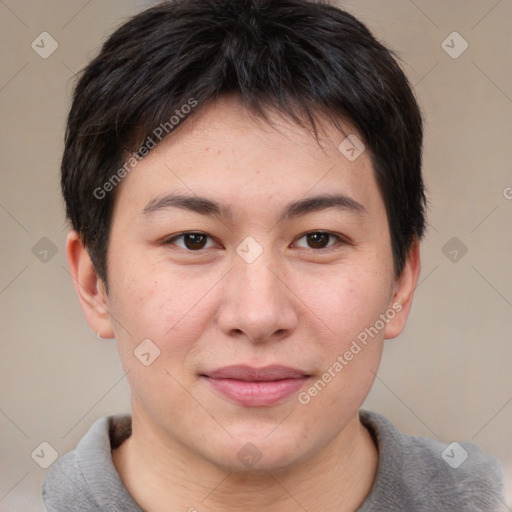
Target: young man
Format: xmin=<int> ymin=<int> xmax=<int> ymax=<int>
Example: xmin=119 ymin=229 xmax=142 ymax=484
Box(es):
xmin=43 ymin=0 xmax=506 ymax=510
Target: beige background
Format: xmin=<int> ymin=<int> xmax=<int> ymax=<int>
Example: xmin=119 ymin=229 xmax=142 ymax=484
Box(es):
xmin=0 ymin=0 xmax=511 ymax=510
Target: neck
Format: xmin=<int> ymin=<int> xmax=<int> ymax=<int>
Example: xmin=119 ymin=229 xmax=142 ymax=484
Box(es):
xmin=112 ymin=407 xmax=378 ymax=512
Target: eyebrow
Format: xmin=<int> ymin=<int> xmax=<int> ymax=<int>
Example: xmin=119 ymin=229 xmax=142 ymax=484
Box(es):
xmin=142 ymin=192 xmax=367 ymax=222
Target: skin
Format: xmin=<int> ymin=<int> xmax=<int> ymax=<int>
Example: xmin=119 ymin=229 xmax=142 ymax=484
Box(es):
xmin=67 ymin=94 xmax=421 ymax=512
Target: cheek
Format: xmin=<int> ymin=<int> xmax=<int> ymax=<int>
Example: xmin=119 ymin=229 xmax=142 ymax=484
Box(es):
xmin=306 ymin=268 xmax=393 ymax=349
xmin=297 ymin=267 xmax=390 ymax=403
xmin=107 ymin=267 xmax=213 ymax=412
xmin=107 ymin=261 xmax=217 ymax=364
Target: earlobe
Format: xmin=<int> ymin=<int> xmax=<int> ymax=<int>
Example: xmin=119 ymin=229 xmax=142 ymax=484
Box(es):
xmin=65 ymin=230 xmax=114 ymax=339
xmin=383 ymin=238 xmax=421 ymax=340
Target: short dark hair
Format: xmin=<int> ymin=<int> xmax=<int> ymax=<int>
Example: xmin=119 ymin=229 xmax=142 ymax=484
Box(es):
xmin=61 ymin=0 xmax=428 ymax=287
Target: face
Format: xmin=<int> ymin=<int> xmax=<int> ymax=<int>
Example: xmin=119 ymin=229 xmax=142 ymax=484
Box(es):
xmin=94 ymin=95 xmax=410 ymax=472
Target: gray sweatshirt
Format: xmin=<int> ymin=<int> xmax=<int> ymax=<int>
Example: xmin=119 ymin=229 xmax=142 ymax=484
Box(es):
xmin=42 ymin=409 xmax=507 ymax=511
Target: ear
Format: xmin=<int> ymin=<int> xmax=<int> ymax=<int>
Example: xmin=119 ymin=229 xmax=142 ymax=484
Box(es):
xmin=65 ymin=230 xmax=114 ymax=339
xmin=383 ymin=237 xmax=421 ymax=340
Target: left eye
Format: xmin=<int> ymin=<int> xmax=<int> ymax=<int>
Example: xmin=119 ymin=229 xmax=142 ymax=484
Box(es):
xmin=294 ymin=231 xmax=342 ymax=250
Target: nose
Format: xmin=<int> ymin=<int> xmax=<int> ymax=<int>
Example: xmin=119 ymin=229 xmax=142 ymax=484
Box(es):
xmin=216 ymin=250 xmax=299 ymax=344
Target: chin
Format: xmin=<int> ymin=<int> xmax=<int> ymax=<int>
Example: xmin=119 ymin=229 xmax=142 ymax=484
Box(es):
xmin=201 ymin=431 xmax=311 ymax=474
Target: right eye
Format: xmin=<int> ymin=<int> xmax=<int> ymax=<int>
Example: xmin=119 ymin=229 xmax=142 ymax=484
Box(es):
xmin=163 ymin=232 xmax=218 ymax=251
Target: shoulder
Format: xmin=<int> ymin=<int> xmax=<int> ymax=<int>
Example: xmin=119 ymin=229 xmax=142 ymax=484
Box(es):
xmin=42 ymin=448 xmax=82 ymax=511
xmin=358 ymin=409 xmax=507 ymax=512
xmin=42 ymin=414 xmax=137 ymax=512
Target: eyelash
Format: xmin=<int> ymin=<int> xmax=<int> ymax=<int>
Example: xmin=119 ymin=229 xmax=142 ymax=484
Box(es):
xmin=163 ymin=231 xmax=349 ymax=253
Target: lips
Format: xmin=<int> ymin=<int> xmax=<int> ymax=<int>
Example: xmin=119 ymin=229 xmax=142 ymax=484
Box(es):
xmin=203 ymin=365 xmax=310 ymax=381
xmin=200 ymin=365 xmax=311 ymax=407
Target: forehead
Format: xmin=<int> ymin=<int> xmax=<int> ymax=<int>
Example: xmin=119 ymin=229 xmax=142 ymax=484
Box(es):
xmin=112 ymin=95 xmax=383 ymax=221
